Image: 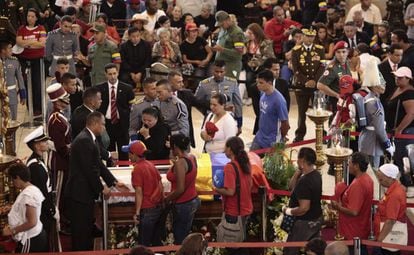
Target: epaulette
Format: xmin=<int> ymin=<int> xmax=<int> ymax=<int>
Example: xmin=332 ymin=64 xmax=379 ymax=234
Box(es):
xmin=200 ymin=78 xmax=210 ymax=84
xmin=49 ymin=112 xmax=62 ymax=125
xmin=9 ymin=56 xmax=17 ymax=60
xmin=49 ymin=29 xmax=58 ymax=34
xmin=293 ymin=45 xmax=301 ymax=50
xmin=224 ymin=76 xmax=237 ymax=82
xmin=129 ymin=97 xmax=139 ymax=105
xmin=134 ymin=97 xmax=145 ymax=105
xmin=315 ymin=44 xmax=324 ymax=49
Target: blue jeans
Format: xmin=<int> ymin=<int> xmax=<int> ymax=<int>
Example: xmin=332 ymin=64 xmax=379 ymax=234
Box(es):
xmin=173 ymin=197 xmax=201 ymax=244
xmin=139 ymin=206 xmax=163 ymax=246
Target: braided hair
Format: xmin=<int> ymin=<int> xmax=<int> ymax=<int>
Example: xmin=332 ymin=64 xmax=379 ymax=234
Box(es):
xmin=225 ymin=136 xmax=251 ymax=174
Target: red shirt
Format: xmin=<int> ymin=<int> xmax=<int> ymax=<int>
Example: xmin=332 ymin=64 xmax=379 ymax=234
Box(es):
xmin=222 ymin=161 xmax=253 ymax=217
xmin=131 ymin=159 xmax=163 ymax=209
xmin=338 ymin=173 xmax=373 ymax=240
xmin=17 ymin=25 xmax=47 ymax=59
xmin=264 ymin=18 xmax=301 ymax=54
xmin=167 ymin=155 xmax=198 ymax=204
xmin=374 ymin=180 xmax=407 ymax=237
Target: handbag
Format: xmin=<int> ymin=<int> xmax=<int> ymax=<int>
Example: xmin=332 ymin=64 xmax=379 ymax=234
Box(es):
xmin=280 ymin=213 xmax=296 ymax=233
xmin=216 ymin=163 xmax=245 ymax=243
xmin=380 ymin=221 xmax=408 ymax=251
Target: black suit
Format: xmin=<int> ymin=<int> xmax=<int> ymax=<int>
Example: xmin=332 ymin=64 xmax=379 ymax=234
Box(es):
xmin=360 ymin=22 xmax=374 ymax=39
xmin=96 ymin=81 xmax=134 ymax=160
xmin=65 ymin=129 xmax=117 ymax=251
xmin=340 ymin=31 xmax=370 ymax=48
xmin=176 ymin=89 xmax=203 ymax=148
xmin=379 ymin=60 xmax=398 ymax=131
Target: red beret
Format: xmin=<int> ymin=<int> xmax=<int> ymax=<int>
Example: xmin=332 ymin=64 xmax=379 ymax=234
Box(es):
xmin=333 ymin=41 xmax=348 ymax=52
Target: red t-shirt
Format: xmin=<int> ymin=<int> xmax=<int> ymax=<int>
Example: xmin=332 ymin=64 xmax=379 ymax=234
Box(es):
xmin=17 ymin=25 xmax=47 ymax=59
xmin=131 ymin=159 xmax=163 ymax=209
xmin=374 ymin=180 xmax=407 ymax=237
xmin=167 ymin=155 xmax=198 ymax=204
xmin=338 ymin=173 xmax=374 ymax=240
xmin=222 ymin=161 xmax=253 ymax=217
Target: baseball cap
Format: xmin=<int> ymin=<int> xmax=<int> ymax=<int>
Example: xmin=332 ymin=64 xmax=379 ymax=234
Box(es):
xmin=122 ymin=141 xmax=147 ymax=157
xmin=185 ymin=22 xmax=198 ymax=31
xmin=215 ymin=10 xmax=230 ymax=26
xmin=393 ymin=66 xmax=413 ymax=79
xmin=379 ymin=163 xmax=399 ymax=179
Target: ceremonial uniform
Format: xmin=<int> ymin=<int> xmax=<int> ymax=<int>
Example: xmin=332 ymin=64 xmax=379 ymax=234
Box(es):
xmin=0 ymin=0 xmax=24 ymax=30
xmin=88 ymin=39 xmax=121 ymax=86
xmin=215 ymin=24 xmax=245 ymax=78
xmin=195 ymin=76 xmax=243 ymax=127
xmin=159 ymin=95 xmax=189 ymax=136
xmin=45 ymin=28 xmax=79 ymax=76
xmin=3 ymin=56 xmax=25 ymax=120
xmin=359 ymin=91 xmax=389 ymax=169
xmin=291 ymin=42 xmax=325 ymax=141
xmin=129 ymin=97 xmax=160 ymax=140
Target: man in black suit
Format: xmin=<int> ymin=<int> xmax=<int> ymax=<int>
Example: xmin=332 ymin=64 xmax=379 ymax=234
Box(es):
xmin=340 ymin=21 xmax=370 ymax=48
xmin=378 ymin=44 xmax=403 ymax=131
xmin=168 ymin=71 xmax=203 ymax=148
xmin=65 ymin=111 xmax=128 ymax=251
xmin=96 ymin=63 xmax=135 ymax=161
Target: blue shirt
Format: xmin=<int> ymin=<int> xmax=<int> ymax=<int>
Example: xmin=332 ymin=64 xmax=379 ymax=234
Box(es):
xmin=254 ymin=90 xmax=288 ymax=148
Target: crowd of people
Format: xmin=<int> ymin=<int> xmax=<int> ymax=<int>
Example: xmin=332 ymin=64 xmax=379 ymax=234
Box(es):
xmin=0 ymin=0 xmax=413 ymax=254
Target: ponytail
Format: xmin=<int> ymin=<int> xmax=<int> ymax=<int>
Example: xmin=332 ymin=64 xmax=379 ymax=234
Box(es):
xmin=237 ymin=149 xmax=251 ymax=174
xmin=225 ymin=136 xmax=251 ymax=174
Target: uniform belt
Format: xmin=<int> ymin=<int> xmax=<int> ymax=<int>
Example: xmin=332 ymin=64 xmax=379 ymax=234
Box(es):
xmin=7 ymin=85 xmax=16 ymax=90
xmin=365 ymin=126 xmax=375 ymax=131
xmin=53 ymin=55 xmax=73 ymax=60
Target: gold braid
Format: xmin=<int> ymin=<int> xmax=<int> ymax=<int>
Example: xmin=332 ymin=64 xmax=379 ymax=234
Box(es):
xmin=0 ymin=60 xmax=10 ymax=136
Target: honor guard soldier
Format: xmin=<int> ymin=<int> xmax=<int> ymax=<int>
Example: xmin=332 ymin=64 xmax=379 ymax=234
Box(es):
xmin=317 ymin=41 xmax=352 ymax=118
xmin=195 ymin=60 xmax=243 ymax=133
xmin=156 ymin=79 xmax=189 ymax=137
xmin=0 ymin=0 xmax=24 ymax=31
xmin=45 ymin=15 xmax=79 ymax=77
xmin=78 ymin=24 xmax=121 ymax=86
xmin=46 ymin=83 xmax=71 ymax=222
xmin=291 ymin=27 xmax=325 ymax=142
xmin=24 ymin=126 xmax=56 ymax=241
xmin=0 ymin=42 xmax=26 ymax=120
xmin=129 ymin=77 xmax=159 ymax=141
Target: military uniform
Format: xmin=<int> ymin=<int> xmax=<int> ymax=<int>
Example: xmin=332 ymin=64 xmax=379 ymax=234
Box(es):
xmin=129 ymin=96 xmax=160 ymax=140
xmin=159 ymin=95 xmax=189 ymax=136
xmin=195 ymin=76 xmax=243 ymax=127
xmin=88 ymin=39 xmax=121 ymax=86
xmin=358 ymin=91 xmax=389 ymax=169
xmin=3 ymin=56 xmax=25 ymax=120
xmin=215 ymin=24 xmax=245 ymax=78
xmin=291 ymin=43 xmax=325 ymax=141
xmin=0 ymin=0 xmax=24 ymax=31
xmin=45 ymin=28 xmax=79 ymax=77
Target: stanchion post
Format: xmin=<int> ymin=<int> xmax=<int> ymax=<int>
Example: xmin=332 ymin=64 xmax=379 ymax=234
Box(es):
xmin=368 ymin=204 xmax=376 ymax=240
xmin=40 ymin=59 xmax=46 ymax=127
xmin=353 ymin=237 xmax=361 ymax=255
xmin=102 ymin=196 xmax=109 ymax=250
xmin=259 ymin=186 xmax=267 ymax=241
xmin=21 ymin=60 xmax=42 ymax=128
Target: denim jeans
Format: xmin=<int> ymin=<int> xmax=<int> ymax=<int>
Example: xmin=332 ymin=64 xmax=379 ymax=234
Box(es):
xmin=139 ymin=206 xmax=163 ymax=246
xmin=173 ymin=197 xmax=201 ymax=244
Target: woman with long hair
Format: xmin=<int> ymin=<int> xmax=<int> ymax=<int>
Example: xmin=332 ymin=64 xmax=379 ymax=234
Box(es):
xmin=16 ymin=8 xmax=47 ymax=115
xmin=165 ymin=134 xmax=201 ymax=244
xmin=137 ymin=106 xmax=171 ymax=160
xmin=201 ymin=93 xmax=237 ymax=153
xmin=314 ymin=23 xmax=334 ymax=60
xmin=176 ymin=233 xmax=208 ymax=255
xmin=214 ymin=137 xmax=253 ymax=242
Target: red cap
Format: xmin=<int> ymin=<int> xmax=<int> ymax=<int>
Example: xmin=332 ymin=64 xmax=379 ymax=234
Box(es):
xmin=333 ymin=41 xmax=348 ymax=52
xmin=339 ymin=75 xmax=354 ymax=95
xmin=121 ymin=141 xmax=147 ymax=157
xmin=185 ymin=23 xmax=198 ymax=31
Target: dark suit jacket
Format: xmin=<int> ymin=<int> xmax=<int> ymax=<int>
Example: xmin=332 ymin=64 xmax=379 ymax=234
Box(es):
xmin=65 ymin=129 xmax=116 ymax=204
xmin=340 ymin=31 xmax=370 ymax=47
xmin=378 ymin=60 xmax=397 ymax=104
xmin=176 ymin=89 xmax=204 ymax=148
xmin=96 ymin=81 xmax=135 ymax=131
xmin=361 ymin=22 xmax=374 ymax=39
xmin=274 ymin=78 xmax=291 ymax=112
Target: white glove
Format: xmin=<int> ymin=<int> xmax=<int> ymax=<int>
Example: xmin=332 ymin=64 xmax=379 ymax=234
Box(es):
xmin=337 ymin=97 xmax=344 ymax=107
xmin=54 ymin=206 xmax=60 ymax=231
xmin=403 ymin=157 xmax=411 ymax=174
xmin=348 ymin=103 xmax=356 ymax=120
xmin=386 ymin=143 xmax=395 ymax=157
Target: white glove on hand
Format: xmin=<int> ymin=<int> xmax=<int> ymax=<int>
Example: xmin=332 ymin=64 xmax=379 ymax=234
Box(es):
xmin=386 ymin=143 xmax=395 ymax=157
xmin=403 ymin=157 xmax=411 ymax=174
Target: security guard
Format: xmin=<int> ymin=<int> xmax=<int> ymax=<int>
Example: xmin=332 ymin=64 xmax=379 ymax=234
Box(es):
xmin=212 ymin=10 xmax=245 ymax=79
xmin=45 ymin=15 xmax=79 ymax=77
xmin=24 ymin=126 xmax=55 ymax=240
xmin=317 ymin=40 xmax=352 ymax=119
xmin=156 ymin=79 xmax=189 ymax=137
xmin=195 ymin=60 xmax=243 ymax=132
xmin=129 ymin=78 xmax=160 ymax=140
xmin=291 ymin=27 xmax=325 ymax=142
xmin=358 ymin=59 xmax=394 ymax=170
xmin=0 ymin=0 xmax=24 ymax=30
xmin=78 ymin=24 xmax=121 ymax=86
xmin=0 ymin=42 xmax=25 ymax=120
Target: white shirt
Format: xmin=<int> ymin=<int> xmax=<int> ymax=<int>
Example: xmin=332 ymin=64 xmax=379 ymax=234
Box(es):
xmin=359 ymin=53 xmax=380 ymax=72
xmin=8 ymin=185 xmax=44 ymax=245
xmin=346 ymin=3 xmax=382 ymax=25
xmin=105 ymin=80 xmax=119 ymax=120
xmin=202 ymin=112 xmax=238 ymax=153
xmin=86 ymin=127 xmax=96 ymax=142
xmin=142 ymin=9 xmax=166 ymax=34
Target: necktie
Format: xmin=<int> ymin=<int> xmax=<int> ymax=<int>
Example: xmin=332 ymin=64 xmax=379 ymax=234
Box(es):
xmin=351 ymin=39 xmax=355 ymax=48
xmin=111 ymin=85 xmax=118 ymax=124
xmin=393 ymin=64 xmax=398 ymax=72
